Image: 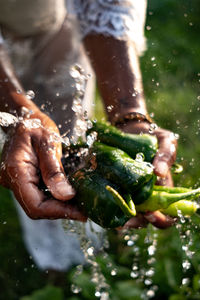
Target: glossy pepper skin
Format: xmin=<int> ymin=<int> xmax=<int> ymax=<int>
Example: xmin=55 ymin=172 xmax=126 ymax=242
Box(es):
xmin=91 ymin=142 xmax=154 ymax=193
xmin=132 ymin=175 xmax=157 ymax=205
xmin=87 ymin=121 xmax=158 ymax=162
xmin=70 ymin=170 xmax=134 ymax=228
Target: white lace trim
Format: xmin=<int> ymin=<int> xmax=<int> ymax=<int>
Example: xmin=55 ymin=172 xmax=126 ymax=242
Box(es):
xmin=73 ymin=0 xmax=147 ymax=55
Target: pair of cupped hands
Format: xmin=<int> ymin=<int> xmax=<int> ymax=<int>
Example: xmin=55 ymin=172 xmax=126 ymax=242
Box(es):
xmin=0 ymin=109 xmax=177 ymax=229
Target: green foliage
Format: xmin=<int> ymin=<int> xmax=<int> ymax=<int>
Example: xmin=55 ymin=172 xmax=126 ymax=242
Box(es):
xmin=20 ymin=285 xmax=64 ymax=300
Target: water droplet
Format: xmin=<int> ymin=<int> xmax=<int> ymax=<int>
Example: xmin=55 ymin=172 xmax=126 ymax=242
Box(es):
xmin=107 ymin=105 xmax=114 ymax=112
xmin=72 ymin=99 xmax=82 ymax=114
xmin=111 ymin=269 xmax=117 ymax=276
xmin=182 ymin=260 xmax=191 ymax=270
xmin=87 ymin=120 xmax=93 ymax=129
xmin=127 ymin=240 xmax=134 ymax=246
xmin=135 ymin=152 xmax=145 ymax=162
xmin=146 ymin=268 xmax=154 ymax=277
xmin=182 ymin=277 xmax=190 ymax=286
xmin=130 ymin=271 xmax=139 ymax=278
xmin=26 ymin=90 xmax=35 ymax=100
xmin=148 ymin=245 xmax=156 ymax=256
xmin=0 ymin=112 xmax=18 ymax=127
xmin=95 ymin=291 xmax=101 ymax=297
xmin=145 ymin=278 xmax=152 ymax=286
xmin=149 ymin=112 xmax=154 ymax=118
xmin=87 ymin=247 xmax=94 ymax=256
xmin=87 ymin=132 xmax=97 ymax=147
xmin=146 ymin=25 xmax=152 ymax=31
xmin=149 ymin=123 xmax=158 ymax=133
xmin=146 ymin=289 xmax=155 ymax=298
xmin=71 ymin=284 xmax=81 ymax=294
xmin=174 ymin=133 xmax=179 ymax=139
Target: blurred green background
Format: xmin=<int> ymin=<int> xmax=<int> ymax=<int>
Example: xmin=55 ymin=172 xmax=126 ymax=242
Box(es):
xmin=0 ymin=0 xmax=200 ymax=299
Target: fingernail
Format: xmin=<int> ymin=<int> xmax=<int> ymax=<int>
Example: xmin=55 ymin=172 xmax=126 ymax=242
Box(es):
xmin=155 ymin=161 xmax=168 ymax=177
xmin=55 ymin=181 xmax=76 ymax=199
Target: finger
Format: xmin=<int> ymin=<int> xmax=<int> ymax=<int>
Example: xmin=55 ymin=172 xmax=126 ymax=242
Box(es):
xmin=144 ymin=211 xmax=176 ymax=229
xmin=36 ymin=200 xmax=87 ymax=221
xmin=156 ymin=171 xmax=174 ymax=187
xmin=122 ymin=214 xmax=148 ymax=229
xmin=9 ymin=162 xmax=86 ymax=221
xmin=36 ymin=139 xmax=75 ymax=201
xmin=153 ymin=131 xmax=177 ymax=178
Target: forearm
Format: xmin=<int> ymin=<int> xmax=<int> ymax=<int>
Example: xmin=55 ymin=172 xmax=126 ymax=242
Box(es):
xmin=0 ymin=45 xmax=40 ymax=120
xmin=84 ymin=34 xmax=147 ymax=124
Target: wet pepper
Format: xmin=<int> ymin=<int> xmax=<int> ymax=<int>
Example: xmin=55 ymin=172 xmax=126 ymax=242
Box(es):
xmin=70 ymin=170 xmax=136 ymax=228
xmin=87 ymin=121 xmax=158 ymax=162
xmin=63 ymin=121 xmax=200 ymax=228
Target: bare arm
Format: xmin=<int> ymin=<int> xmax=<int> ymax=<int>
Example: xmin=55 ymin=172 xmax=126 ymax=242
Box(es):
xmin=84 ymin=34 xmax=177 ymax=180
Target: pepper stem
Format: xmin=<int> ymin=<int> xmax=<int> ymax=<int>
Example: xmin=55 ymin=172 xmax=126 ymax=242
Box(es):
xmin=106 ymin=186 xmax=136 ymax=217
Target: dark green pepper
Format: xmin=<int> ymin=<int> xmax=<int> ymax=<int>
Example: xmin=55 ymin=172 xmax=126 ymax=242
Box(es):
xmin=132 ymin=175 xmax=157 ymax=205
xmin=90 ymin=142 xmax=154 ymax=193
xmin=71 ymin=170 xmax=136 ymax=228
xmin=87 ymin=121 xmax=158 ymax=162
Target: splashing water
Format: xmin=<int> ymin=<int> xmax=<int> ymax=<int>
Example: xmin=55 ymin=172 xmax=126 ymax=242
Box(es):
xmin=63 ymin=219 xmax=110 ymax=299
xmin=149 ymin=123 xmax=158 ymax=134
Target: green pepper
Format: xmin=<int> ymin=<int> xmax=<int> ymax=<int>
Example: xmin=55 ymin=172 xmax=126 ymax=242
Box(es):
xmin=70 ymin=170 xmax=136 ymax=228
xmin=132 ymin=175 xmax=157 ymax=205
xmin=87 ymin=121 xmax=158 ymax=162
xmin=90 ymin=142 xmax=154 ymax=193
xmin=135 ymin=187 xmax=200 ymax=213
xmin=161 ymin=200 xmax=199 ymax=217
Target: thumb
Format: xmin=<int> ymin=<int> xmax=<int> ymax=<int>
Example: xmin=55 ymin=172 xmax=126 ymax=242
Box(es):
xmin=39 ymin=149 xmax=75 ymax=201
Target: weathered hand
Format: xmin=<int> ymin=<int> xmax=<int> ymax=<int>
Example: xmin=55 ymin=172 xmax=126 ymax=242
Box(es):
xmin=118 ymin=120 xmax=178 ymax=229
xmin=0 ymin=112 xmax=87 ymax=221
xmin=118 ymin=120 xmax=177 ymax=183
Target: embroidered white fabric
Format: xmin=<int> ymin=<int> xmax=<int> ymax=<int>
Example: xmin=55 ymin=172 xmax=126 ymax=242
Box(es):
xmin=72 ymin=0 xmax=147 ymax=55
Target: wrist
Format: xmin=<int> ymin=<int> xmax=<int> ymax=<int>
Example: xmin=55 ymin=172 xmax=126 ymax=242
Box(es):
xmin=106 ymin=94 xmax=148 ymax=124
xmin=112 ymin=111 xmax=153 ymax=127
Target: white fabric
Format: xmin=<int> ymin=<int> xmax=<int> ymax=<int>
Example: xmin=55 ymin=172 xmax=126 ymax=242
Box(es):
xmin=73 ymin=0 xmax=147 ymax=55
xmin=16 ymin=202 xmax=84 ymax=271
xmin=0 ymin=0 xmax=66 ymax=37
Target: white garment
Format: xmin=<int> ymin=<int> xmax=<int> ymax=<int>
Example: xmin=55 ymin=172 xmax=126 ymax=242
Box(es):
xmin=0 ymin=0 xmax=147 ymax=55
xmin=73 ymin=0 xmax=147 ymax=55
xmin=0 ymin=0 xmax=147 ymax=271
xmin=0 ymin=0 xmax=66 ymax=37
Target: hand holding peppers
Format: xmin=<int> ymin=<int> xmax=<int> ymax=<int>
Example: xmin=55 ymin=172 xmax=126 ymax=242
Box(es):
xmin=66 ymin=121 xmax=199 ymax=229
xmin=117 ymin=120 xmax=178 ymax=186
xmin=0 ymin=111 xmax=85 ymax=221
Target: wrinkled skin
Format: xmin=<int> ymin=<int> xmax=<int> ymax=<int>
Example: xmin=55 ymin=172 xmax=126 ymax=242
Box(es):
xmin=119 ymin=120 xmax=178 ymax=229
xmin=0 ymin=112 xmax=86 ymax=221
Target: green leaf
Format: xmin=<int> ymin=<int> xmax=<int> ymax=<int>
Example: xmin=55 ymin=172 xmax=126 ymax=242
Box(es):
xmin=20 ymin=285 xmax=64 ymax=300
